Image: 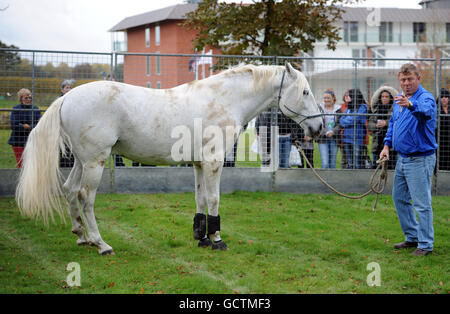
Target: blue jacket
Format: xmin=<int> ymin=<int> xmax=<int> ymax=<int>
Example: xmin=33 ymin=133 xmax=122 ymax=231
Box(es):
xmin=384 ymin=84 xmax=437 ymax=157
xmin=340 ymin=103 xmax=367 ymax=146
xmin=8 ymin=104 xmax=42 ymax=147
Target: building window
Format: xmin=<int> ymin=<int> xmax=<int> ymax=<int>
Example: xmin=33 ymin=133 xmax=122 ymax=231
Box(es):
xmin=374 ymin=49 xmax=386 ymax=67
xmin=379 ymin=22 xmax=393 ymax=43
xmin=146 ymin=82 xmax=151 ymax=88
xmin=352 ymin=48 xmax=366 ymax=58
xmin=145 ymin=27 xmax=150 ymax=47
xmin=344 ymin=21 xmax=359 ymax=42
xmin=156 ymin=54 xmax=161 ymax=75
xmin=447 ymin=23 xmax=450 ymax=43
xmin=155 ymin=24 xmax=160 ymax=46
xmin=413 ymin=22 xmax=426 ymax=43
xmin=146 ymin=55 xmax=150 ymax=76
xmin=156 ymin=81 xmax=161 ymax=89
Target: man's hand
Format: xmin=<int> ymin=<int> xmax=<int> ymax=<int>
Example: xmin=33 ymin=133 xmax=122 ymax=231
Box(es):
xmin=379 ymin=145 xmax=390 ymax=160
xmin=395 ymin=94 xmax=412 ymax=109
xmin=22 ymin=123 xmax=31 ymax=131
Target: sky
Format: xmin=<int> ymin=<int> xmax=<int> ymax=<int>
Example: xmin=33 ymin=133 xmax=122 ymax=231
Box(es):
xmin=0 ymin=0 xmax=423 ymax=53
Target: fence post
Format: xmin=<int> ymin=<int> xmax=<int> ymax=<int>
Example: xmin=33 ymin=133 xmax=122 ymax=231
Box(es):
xmin=110 ymin=52 xmax=116 ymax=193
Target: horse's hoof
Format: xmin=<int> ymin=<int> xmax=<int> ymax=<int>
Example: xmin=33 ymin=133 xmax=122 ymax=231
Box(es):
xmin=211 ymin=240 xmax=227 ymax=251
xmin=100 ymin=249 xmax=115 ymax=255
xmin=198 ymin=237 xmax=212 ymax=248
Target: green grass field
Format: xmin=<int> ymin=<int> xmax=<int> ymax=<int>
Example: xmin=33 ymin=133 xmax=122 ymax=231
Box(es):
xmin=0 ymin=192 xmax=448 ymax=294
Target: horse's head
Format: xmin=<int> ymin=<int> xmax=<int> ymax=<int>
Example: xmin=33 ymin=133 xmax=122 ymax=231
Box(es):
xmin=278 ymin=63 xmax=323 ymax=138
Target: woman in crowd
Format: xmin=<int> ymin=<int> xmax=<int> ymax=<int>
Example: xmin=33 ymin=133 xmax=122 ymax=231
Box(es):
xmin=436 ymin=88 xmax=450 ymax=171
xmin=368 ymin=85 xmax=398 ymax=169
xmin=339 ymin=88 xmax=368 ymax=169
xmin=8 ymin=88 xmax=42 ymax=168
xmin=316 ymin=89 xmax=342 ymax=169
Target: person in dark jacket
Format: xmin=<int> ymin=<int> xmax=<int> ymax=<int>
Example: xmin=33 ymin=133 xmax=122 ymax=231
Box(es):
xmin=380 ymin=63 xmax=437 ymax=256
xmin=8 ymin=88 xmax=42 ymax=168
xmin=255 ymin=109 xmax=302 ymax=168
xmin=367 ymin=85 xmax=398 ymax=169
xmin=436 ymin=88 xmax=450 ymax=171
xmin=339 ymin=88 xmax=368 ymax=169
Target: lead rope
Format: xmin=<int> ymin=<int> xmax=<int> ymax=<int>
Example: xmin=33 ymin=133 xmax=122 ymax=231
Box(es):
xmin=294 ymin=140 xmax=389 ymax=211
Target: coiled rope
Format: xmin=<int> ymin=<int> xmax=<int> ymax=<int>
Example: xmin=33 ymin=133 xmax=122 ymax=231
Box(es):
xmin=294 ymin=140 xmax=389 ymax=211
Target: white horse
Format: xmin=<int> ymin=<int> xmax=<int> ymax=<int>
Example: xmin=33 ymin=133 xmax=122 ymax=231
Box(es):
xmin=15 ymin=63 xmax=323 ymax=255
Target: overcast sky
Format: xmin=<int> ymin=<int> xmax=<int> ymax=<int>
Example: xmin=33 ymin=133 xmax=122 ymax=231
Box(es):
xmin=0 ymin=0 xmax=422 ymax=53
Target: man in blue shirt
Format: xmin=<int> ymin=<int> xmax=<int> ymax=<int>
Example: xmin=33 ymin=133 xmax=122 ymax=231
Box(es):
xmin=380 ymin=63 xmax=437 ymax=256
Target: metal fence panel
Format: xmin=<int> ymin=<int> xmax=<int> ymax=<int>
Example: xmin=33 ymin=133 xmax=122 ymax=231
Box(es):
xmin=0 ymin=48 xmax=446 ymax=174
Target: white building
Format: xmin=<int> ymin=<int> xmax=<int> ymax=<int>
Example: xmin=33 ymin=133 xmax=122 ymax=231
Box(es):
xmin=308 ymin=4 xmax=450 ymax=103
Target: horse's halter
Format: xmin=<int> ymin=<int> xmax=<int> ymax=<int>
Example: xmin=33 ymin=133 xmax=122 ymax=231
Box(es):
xmin=277 ymin=70 xmax=325 ymax=125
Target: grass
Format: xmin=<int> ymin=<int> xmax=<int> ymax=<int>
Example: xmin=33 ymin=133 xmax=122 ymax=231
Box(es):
xmin=0 ymin=192 xmax=448 ymax=294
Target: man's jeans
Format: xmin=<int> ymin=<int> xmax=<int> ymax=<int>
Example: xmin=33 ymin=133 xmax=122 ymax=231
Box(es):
xmin=393 ymin=154 xmax=435 ymax=251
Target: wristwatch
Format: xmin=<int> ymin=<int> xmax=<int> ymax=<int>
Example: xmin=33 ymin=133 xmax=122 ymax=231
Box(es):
xmin=407 ymin=100 xmax=413 ymax=109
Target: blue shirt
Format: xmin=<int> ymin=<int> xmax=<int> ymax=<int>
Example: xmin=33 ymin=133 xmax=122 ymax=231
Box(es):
xmin=340 ymin=103 xmax=367 ymax=146
xmin=383 ymin=84 xmax=437 ymax=157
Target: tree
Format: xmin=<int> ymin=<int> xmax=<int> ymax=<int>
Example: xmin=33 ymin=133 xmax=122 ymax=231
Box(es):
xmin=0 ymin=40 xmax=21 ymax=75
xmin=183 ymin=0 xmax=362 ymax=56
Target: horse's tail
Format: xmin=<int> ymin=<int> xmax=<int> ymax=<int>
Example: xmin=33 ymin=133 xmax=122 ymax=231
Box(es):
xmin=16 ymin=96 xmax=68 ymax=225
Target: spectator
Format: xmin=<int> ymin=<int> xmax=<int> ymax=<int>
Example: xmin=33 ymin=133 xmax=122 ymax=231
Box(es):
xmin=316 ymin=89 xmax=342 ymax=169
xmin=368 ymin=86 xmax=398 ymax=169
xmin=255 ymin=110 xmax=303 ymax=168
xmin=256 ymin=111 xmax=273 ymax=167
xmin=8 ymin=88 xmax=42 ymax=168
xmin=223 ymin=142 xmax=238 ymax=167
xmin=339 ymin=91 xmax=350 ymax=168
xmin=436 ymin=88 xmax=450 ymax=171
xmin=59 ymin=80 xmax=75 ymax=168
xmin=339 ymin=88 xmax=368 ymax=169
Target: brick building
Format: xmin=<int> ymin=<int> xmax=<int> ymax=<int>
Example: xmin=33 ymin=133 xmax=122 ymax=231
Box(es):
xmin=109 ymin=3 xmax=216 ymax=88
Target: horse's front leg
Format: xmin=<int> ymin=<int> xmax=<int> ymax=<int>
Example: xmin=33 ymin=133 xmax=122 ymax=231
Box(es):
xmin=202 ymin=159 xmax=227 ymax=250
xmin=193 ymin=164 xmax=211 ymax=248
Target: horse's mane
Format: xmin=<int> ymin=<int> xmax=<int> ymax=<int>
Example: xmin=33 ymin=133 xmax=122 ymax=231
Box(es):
xmin=219 ymin=64 xmax=307 ymax=100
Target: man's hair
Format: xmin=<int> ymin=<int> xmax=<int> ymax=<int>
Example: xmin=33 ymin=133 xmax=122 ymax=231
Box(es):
xmin=398 ymin=63 xmax=420 ymax=77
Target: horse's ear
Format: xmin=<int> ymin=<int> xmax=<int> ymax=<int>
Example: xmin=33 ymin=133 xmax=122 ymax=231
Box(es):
xmin=285 ymin=62 xmax=298 ymax=80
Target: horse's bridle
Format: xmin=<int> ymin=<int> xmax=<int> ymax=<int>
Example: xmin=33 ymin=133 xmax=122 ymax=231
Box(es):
xmin=277 ymin=70 xmax=325 ymax=125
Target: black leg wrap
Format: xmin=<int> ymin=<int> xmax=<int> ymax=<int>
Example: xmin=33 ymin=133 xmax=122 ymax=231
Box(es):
xmin=193 ymin=213 xmax=206 ymax=240
xmin=207 ymin=214 xmax=220 ymax=235
xmin=198 ymin=237 xmax=212 ymax=248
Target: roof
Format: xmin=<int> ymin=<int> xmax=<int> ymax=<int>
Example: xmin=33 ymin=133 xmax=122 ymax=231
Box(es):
xmin=341 ymin=7 xmax=450 ymax=23
xmin=109 ymin=3 xmax=198 ymax=32
xmin=109 ymin=4 xmax=450 ymax=32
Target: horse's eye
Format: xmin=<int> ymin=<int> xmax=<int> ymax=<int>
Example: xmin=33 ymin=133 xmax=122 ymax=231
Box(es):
xmin=303 ymin=90 xmax=309 ymax=96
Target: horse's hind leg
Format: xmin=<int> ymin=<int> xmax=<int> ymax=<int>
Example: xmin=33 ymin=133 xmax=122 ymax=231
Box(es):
xmin=63 ymin=158 xmax=89 ymax=246
xmin=193 ymin=164 xmax=211 ymax=247
xmin=79 ymin=155 xmax=113 ymax=255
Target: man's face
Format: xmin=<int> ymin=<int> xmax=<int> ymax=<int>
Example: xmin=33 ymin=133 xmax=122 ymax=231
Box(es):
xmin=398 ymin=72 xmax=420 ymax=96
